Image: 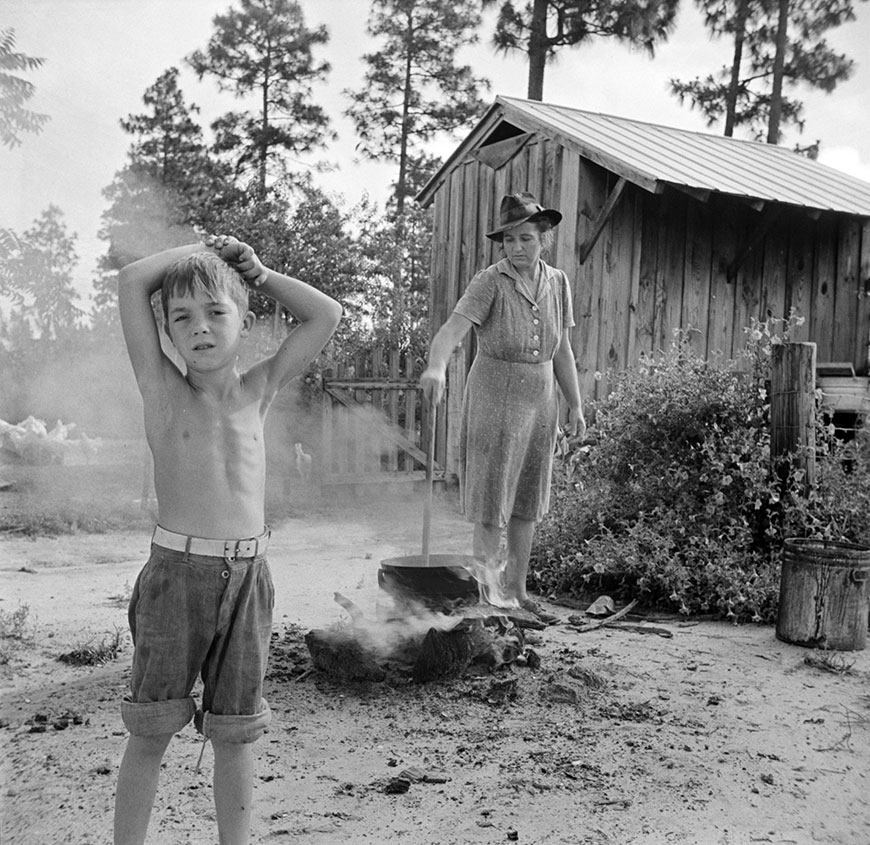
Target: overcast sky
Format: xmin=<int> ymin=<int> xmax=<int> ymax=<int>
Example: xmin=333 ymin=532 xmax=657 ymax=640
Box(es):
xmin=3 ymin=0 xmax=869 ymax=304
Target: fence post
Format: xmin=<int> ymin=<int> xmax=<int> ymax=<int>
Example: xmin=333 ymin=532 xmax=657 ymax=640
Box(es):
xmin=770 ymin=342 xmax=816 ymax=493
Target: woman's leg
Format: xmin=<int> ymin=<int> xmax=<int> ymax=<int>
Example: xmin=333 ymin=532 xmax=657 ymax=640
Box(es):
xmin=503 ymin=516 xmax=536 ymax=602
xmin=114 ymin=733 xmax=173 ymax=845
xmin=473 ymin=522 xmax=505 ymax=603
xmin=473 ymin=522 xmax=501 ymax=563
xmin=213 ymin=740 xmax=255 ymax=845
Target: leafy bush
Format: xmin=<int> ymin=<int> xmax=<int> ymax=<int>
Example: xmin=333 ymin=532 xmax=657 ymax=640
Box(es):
xmin=0 ymin=603 xmax=36 ymax=665
xmin=531 ymin=318 xmax=870 ymax=622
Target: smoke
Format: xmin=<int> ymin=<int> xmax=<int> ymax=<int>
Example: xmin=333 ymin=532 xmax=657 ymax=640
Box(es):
xmin=464 ymin=556 xmax=520 ymax=610
xmin=321 ymin=401 xmax=423 ymax=477
xmin=334 ymin=590 xmax=462 ymax=661
xmin=12 ymin=344 xmax=143 ymax=439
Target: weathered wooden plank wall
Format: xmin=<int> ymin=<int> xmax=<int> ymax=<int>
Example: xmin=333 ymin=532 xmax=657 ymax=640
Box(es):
xmin=428 ymin=143 xmax=870 ymax=472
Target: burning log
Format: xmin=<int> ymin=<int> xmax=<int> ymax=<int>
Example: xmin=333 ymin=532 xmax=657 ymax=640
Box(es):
xmin=412 ymin=619 xmax=483 ymax=683
xmin=412 ymin=616 xmax=525 ymax=683
xmin=304 ymin=628 xmax=386 ymax=682
xmin=304 ymin=594 xmax=530 ymax=684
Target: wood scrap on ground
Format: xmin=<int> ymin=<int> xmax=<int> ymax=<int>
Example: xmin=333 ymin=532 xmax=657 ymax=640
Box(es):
xmin=566 ymin=599 xmax=674 ymax=637
xmin=567 ymin=599 xmax=639 ymax=632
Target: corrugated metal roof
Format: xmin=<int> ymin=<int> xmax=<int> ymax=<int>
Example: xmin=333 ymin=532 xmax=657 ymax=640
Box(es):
xmin=423 ymin=96 xmax=870 ymax=218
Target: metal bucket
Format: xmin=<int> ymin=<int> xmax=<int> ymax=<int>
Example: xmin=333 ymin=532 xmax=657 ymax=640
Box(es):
xmin=379 ymin=554 xmax=481 ymax=604
xmin=776 ymin=538 xmax=870 ymax=651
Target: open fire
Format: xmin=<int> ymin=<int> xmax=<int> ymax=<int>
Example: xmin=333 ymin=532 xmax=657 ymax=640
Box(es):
xmin=305 ymin=559 xmax=543 ymax=684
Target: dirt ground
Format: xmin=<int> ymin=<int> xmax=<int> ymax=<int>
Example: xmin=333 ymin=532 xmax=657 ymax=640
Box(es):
xmin=1 ymin=488 xmax=869 ymax=845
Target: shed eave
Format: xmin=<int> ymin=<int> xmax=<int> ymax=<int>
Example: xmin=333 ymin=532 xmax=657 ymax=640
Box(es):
xmin=416 ymin=101 xmax=506 ymax=207
xmin=660 ymin=180 xmax=870 ymax=218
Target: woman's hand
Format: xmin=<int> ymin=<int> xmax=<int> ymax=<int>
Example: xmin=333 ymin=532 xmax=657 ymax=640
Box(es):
xmin=563 ymin=404 xmax=587 ymax=439
xmin=420 ymin=366 xmax=447 ymax=407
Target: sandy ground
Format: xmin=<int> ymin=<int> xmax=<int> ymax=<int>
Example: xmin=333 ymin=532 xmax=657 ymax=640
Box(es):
xmin=1 ymin=491 xmax=869 ymax=845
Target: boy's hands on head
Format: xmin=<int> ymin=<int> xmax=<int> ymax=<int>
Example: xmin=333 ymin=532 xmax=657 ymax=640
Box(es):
xmin=203 ymin=234 xmax=269 ymax=288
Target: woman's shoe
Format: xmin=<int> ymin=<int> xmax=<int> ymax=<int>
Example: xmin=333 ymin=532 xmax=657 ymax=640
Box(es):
xmin=520 ymin=597 xmax=559 ymax=624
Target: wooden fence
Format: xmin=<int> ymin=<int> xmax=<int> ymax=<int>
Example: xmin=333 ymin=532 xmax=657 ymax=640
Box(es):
xmin=320 ymin=346 xmax=445 ymax=486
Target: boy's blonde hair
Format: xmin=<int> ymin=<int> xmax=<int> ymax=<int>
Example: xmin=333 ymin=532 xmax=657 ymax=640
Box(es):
xmin=161 ymin=252 xmax=249 ymax=321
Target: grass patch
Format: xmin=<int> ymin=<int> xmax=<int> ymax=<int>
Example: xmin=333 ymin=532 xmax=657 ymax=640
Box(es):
xmin=107 ymin=580 xmax=134 ymax=607
xmin=0 ymin=603 xmax=33 ymax=640
xmin=57 ymin=628 xmax=125 ymax=667
xmin=0 ymin=462 xmax=154 ymax=536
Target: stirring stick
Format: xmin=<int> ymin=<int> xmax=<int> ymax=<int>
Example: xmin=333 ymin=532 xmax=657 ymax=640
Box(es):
xmin=421 ymin=402 xmax=436 ymax=565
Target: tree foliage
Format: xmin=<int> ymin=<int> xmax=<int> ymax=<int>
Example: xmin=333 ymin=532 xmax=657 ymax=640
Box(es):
xmin=0 ymin=28 xmax=49 ymax=148
xmin=188 ymin=0 xmax=334 ymax=196
xmin=3 ymin=206 xmax=82 ymax=341
xmin=351 ymin=199 xmax=432 ymax=359
xmin=98 ymin=68 xmax=230 ymax=277
xmin=483 ymin=0 xmax=678 ymax=100
xmin=669 ymin=0 xmax=858 ymax=142
xmin=345 ymin=0 xmax=489 ymax=216
xmin=0 ymin=207 xmax=95 ymax=426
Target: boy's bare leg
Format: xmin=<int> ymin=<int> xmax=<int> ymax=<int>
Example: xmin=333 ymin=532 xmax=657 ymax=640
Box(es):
xmin=114 ymin=733 xmax=173 ymax=844
xmin=213 ymin=740 xmax=255 ymax=845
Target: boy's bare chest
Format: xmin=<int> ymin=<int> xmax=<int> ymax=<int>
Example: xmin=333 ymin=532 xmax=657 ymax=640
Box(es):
xmin=147 ymin=392 xmax=264 ymax=457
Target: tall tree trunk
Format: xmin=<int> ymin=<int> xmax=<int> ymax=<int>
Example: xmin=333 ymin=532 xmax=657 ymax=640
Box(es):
xmin=724 ymin=0 xmax=749 ymax=137
xmin=396 ymin=10 xmax=415 ymax=219
xmin=259 ymin=53 xmax=271 ymax=198
xmin=527 ymin=0 xmax=548 ymax=101
xmin=767 ymin=0 xmax=789 ymax=144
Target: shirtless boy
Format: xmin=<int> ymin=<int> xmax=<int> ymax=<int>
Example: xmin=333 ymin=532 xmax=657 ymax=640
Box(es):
xmin=114 ymin=235 xmax=341 ymax=845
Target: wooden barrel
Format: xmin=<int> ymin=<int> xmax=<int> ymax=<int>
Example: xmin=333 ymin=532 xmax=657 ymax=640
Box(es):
xmin=776 ymin=538 xmax=870 ymax=651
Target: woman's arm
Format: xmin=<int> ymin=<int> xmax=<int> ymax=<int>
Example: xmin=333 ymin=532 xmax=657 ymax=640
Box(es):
xmin=419 ymin=312 xmax=474 ymax=405
xmin=553 ymin=331 xmax=586 ymax=437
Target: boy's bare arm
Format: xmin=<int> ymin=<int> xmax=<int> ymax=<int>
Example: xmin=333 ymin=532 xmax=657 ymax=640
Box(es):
xmin=258 ymin=271 xmax=343 ymax=392
xmin=118 ymin=244 xmax=212 ymax=391
xmin=215 ymin=239 xmax=342 ymax=394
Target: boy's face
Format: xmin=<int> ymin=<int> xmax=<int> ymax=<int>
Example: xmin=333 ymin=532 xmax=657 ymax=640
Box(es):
xmin=165 ymin=287 xmax=253 ymax=372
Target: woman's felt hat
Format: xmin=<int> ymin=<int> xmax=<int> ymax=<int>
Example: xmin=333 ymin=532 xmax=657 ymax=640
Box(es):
xmin=486 ymin=192 xmax=562 ymax=241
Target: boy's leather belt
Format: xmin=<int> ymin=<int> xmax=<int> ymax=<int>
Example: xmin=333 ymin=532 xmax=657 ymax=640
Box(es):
xmin=152 ymin=525 xmax=270 ymax=560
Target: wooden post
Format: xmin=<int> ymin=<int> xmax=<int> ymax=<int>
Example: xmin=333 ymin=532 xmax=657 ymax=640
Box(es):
xmin=320 ymin=368 xmax=334 ymax=485
xmin=770 ymin=342 xmax=816 ymax=492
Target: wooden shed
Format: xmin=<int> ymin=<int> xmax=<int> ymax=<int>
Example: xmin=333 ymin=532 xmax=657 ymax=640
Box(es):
xmin=417 ymin=96 xmax=870 ymax=476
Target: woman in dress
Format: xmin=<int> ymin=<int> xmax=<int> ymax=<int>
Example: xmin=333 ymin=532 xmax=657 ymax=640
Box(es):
xmin=420 ymin=192 xmax=586 ymax=623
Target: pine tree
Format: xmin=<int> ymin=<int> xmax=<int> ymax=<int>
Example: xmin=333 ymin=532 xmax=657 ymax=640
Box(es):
xmin=345 ymin=0 xmax=489 ymax=217
xmin=98 ymin=68 xmax=226 ymax=273
xmin=188 ymin=0 xmax=334 ymax=196
xmin=670 ymin=0 xmax=857 ymax=143
xmin=0 ymin=28 xmax=49 ymax=148
xmin=482 ymin=0 xmax=678 ymax=101
xmin=4 ymin=206 xmax=82 ymax=341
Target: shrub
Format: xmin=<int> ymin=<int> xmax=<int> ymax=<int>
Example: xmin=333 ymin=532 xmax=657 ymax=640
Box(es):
xmin=0 ymin=603 xmax=36 ymax=665
xmin=532 ymin=318 xmax=870 ymax=623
